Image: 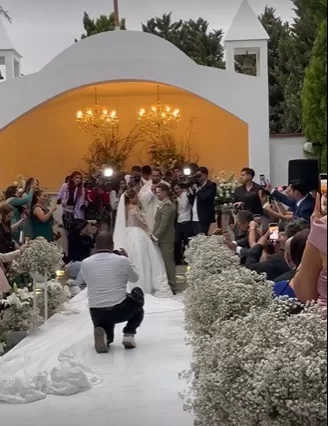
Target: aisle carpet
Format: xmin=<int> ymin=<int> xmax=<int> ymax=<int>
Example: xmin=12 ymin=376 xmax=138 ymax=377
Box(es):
xmin=0 ymin=292 xmax=193 ymax=426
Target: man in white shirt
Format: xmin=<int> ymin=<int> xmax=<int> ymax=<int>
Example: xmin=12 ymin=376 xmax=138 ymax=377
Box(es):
xmin=173 ymin=183 xmax=192 ymax=264
xmin=79 ymin=231 xmax=144 ymax=353
xmin=138 ymin=168 xmax=170 ymax=231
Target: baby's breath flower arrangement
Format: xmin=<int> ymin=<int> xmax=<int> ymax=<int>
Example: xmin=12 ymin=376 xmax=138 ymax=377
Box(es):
xmin=0 ymin=285 xmax=43 ymax=332
xmin=37 ymin=280 xmax=71 ymax=314
xmin=182 ymin=235 xmax=327 ymax=425
xmin=20 ymin=237 xmax=63 ymax=277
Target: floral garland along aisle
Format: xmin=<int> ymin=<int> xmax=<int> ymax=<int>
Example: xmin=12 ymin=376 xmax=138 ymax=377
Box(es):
xmin=180 ymin=235 xmax=327 ymax=426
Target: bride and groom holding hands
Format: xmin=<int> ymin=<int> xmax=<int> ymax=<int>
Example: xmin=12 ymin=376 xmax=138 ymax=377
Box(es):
xmin=113 ymin=169 xmax=176 ymax=297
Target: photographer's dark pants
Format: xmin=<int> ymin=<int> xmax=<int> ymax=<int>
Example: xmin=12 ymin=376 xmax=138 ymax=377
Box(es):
xmin=174 ymin=221 xmax=193 ymax=264
xmin=89 ymin=288 xmax=144 ymax=345
xmin=192 ymin=221 xmax=211 ymax=236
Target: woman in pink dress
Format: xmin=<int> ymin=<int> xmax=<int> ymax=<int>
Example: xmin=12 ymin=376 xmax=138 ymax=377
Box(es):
xmin=292 ymin=194 xmax=327 ymax=308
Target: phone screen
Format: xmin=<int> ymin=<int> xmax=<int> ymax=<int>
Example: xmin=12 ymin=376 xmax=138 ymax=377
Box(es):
xmin=259 ymin=174 xmax=266 ymax=186
xmin=320 ymin=173 xmax=327 ymax=194
xmin=269 ymin=224 xmax=279 ymax=242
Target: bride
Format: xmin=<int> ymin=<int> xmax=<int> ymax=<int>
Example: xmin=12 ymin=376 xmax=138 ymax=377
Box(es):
xmin=113 ymin=188 xmax=173 ymax=297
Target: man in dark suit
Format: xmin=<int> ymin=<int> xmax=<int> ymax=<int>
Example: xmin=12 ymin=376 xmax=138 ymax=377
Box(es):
xmin=189 ymin=167 xmax=217 ymax=235
xmin=234 ymin=167 xmax=261 ymax=209
xmin=267 ymin=179 xmax=315 ymax=223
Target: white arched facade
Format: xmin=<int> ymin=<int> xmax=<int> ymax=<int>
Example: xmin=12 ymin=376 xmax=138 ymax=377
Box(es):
xmin=0 ymin=30 xmax=270 ymax=177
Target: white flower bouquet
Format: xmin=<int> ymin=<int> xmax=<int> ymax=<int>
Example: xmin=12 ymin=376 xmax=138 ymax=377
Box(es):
xmin=214 ymin=171 xmax=238 ymax=213
xmin=20 ymin=237 xmax=63 ymax=277
xmin=182 ymin=236 xmax=327 ymax=425
xmin=0 ymin=286 xmax=43 ymax=332
xmin=37 ymin=280 xmax=71 ymax=314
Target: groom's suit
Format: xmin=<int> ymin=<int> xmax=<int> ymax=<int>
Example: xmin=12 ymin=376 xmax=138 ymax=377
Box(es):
xmin=153 ymin=198 xmax=176 ymax=293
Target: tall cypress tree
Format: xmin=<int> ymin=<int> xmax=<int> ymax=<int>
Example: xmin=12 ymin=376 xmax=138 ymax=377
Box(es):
xmin=278 ymin=0 xmax=318 ymax=133
xmin=258 ymin=7 xmax=291 ymax=134
xmin=302 ymin=1 xmax=327 ymax=169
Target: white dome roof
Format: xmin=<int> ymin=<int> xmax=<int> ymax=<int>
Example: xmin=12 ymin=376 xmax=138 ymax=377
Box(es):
xmin=42 ymin=30 xmax=194 ymax=72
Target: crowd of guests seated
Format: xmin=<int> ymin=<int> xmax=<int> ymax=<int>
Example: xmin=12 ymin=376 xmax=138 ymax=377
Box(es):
xmin=222 ymin=167 xmax=327 ymax=311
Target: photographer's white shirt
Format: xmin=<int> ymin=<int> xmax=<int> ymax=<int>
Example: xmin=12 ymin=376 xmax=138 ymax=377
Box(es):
xmin=79 ymin=252 xmax=139 ymax=308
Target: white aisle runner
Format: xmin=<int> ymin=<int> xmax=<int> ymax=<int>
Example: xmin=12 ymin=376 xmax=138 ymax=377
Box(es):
xmin=0 ymin=291 xmax=193 ymax=426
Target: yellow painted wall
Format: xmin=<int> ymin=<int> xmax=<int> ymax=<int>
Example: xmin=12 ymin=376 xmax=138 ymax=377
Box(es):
xmin=0 ymin=84 xmax=248 ymax=191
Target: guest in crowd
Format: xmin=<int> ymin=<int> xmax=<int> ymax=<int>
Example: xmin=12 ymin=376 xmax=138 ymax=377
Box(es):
xmin=273 ymin=228 xmax=310 ymax=298
xmin=125 ymin=165 xmax=145 ymax=191
xmin=31 ymin=189 xmax=57 ymax=242
xmin=243 ymin=191 xmax=263 ymax=216
xmin=291 ymin=195 xmax=327 ymax=308
xmin=79 ymin=231 xmax=143 ymax=353
xmin=189 ymin=167 xmax=217 ymax=235
xmin=0 ymin=204 xmax=23 ymax=253
xmin=234 ymin=167 xmax=261 ymax=209
xmin=139 ymin=168 xmax=169 ymax=232
xmin=172 ymin=166 xmax=182 ymax=184
xmin=266 ymin=179 xmax=315 ymax=223
xmin=164 ymin=170 xmax=173 ymax=184
xmin=173 ymin=182 xmax=192 ymax=265
xmin=5 ymin=180 xmax=37 ymax=242
xmin=244 ymin=219 xmax=309 ymax=281
xmin=67 ymin=219 xmax=97 ymax=264
xmin=141 ymin=165 xmax=152 ymax=182
xmin=57 ymin=171 xmax=85 ymax=228
xmin=233 ymin=210 xmax=254 ymax=249
xmin=22 ymin=177 xmax=39 ymax=239
xmin=153 ymin=183 xmax=177 ymax=294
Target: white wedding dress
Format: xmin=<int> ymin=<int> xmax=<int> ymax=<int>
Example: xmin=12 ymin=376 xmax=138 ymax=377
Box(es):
xmin=113 ymin=196 xmax=172 ymax=298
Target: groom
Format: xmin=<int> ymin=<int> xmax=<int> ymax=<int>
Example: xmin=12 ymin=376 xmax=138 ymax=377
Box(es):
xmin=153 ymin=183 xmax=176 ymax=294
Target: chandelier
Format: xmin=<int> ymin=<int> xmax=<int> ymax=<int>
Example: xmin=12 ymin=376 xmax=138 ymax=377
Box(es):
xmin=137 ymin=85 xmax=181 ymax=136
xmin=76 ymin=87 xmax=119 ymax=137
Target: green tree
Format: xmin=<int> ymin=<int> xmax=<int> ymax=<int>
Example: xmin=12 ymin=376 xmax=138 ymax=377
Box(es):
xmin=75 ymin=11 xmax=126 ymax=41
xmin=278 ymin=0 xmax=319 ymax=133
xmin=258 ymin=7 xmax=291 ymax=133
xmin=142 ymin=13 xmax=225 ymax=68
xmin=302 ymin=12 xmax=327 ymax=169
xmin=0 ymin=5 xmax=11 ymax=22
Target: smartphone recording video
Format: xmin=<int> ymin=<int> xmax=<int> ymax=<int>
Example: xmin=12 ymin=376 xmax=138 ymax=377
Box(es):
xmin=320 ymin=173 xmax=327 ymax=194
xmin=259 ymin=174 xmax=266 ymax=187
xmin=320 ymin=173 xmax=327 ymax=213
xmin=269 ymin=223 xmax=279 ymax=243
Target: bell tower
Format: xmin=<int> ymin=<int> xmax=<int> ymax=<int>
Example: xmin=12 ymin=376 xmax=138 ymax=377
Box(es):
xmin=224 ymin=0 xmax=269 ymax=79
xmin=0 ymin=17 xmax=22 ymax=81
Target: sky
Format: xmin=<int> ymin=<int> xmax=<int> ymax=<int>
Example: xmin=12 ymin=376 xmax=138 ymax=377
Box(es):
xmin=1 ymin=0 xmax=294 ymax=75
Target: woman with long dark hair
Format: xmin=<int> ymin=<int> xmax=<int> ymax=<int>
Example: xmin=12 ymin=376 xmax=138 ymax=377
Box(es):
xmin=22 ymin=177 xmax=39 ymax=239
xmin=57 ymin=171 xmax=86 ymax=229
xmin=31 ymin=189 xmax=57 ymax=242
xmin=5 ymin=179 xmax=37 ymax=242
xmin=0 ymin=204 xmax=17 ymax=253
